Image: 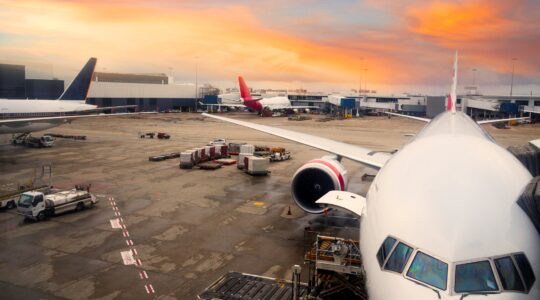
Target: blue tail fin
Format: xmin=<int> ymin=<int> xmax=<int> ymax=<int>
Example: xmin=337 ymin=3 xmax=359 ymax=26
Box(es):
xmin=58 ymin=57 xmax=97 ymax=101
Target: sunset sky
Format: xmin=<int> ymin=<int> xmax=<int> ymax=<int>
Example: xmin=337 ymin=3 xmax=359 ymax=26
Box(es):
xmin=1 ymin=0 xmax=539 ymax=95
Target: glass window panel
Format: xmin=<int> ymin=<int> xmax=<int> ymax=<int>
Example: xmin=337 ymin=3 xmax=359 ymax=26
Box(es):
xmin=384 ymin=242 xmax=413 ymax=273
xmin=376 ymin=237 xmax=396 ymax=267
xmin=494 ymin=257 xmax=524 ymax=291
xmin=406 ymin=251 xmax=448 ymax=290
xmin=514 ymin=254 xmax=536 ymax=291
xmin=455 ymin=261 xmax=498 ymax=293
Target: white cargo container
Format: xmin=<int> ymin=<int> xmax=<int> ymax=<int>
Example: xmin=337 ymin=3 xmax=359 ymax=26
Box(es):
xmin=237 ymin=153 xmax=253 ymax=169
xmin=245 ymin=156 xmax=270 ymax=175
xmin=191 ymin=149 xmax=200 ymax=163
xmin=180 ymin=151 xmax=195 ymax=169
xmin=17 ymin=188 xmax=97 ymax=221
xmin=240 ymin=144 xmax=255 ymax=155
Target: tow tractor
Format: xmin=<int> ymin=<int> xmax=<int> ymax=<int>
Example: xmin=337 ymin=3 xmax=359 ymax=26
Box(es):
xmin=11 ymin=133 xmax=55 ymax=148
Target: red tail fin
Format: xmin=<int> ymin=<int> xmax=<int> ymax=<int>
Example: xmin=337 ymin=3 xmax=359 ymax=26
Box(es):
xmin=238 ymin=76 xmax=253 ymax=101
xmin=447 ymin=94 xmax=453 ymax=111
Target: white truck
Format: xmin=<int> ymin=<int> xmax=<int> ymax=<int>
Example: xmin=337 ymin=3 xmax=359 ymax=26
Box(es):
xmin=17 ymin=188 xmax=98 ymax=221
xmin=12 ymin=135 xmax=55 ymax=148
xmin=0 ymin=185 xmax=51 ymax=209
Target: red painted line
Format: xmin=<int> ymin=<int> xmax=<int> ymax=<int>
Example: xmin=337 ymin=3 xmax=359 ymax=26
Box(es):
xmin=123 ymin=230 xmax=130 ymax=237
xmin=115 ymin=212 xmax=121 ymax=217
xmin=119 ymin=217 xmax=124 ymax=223
xmin=131 ymin=248 xmax=138 ymax=256
xmin=121 ymin=223 xmax=126 ymax=230
xmin=126 ymin=240 xmax=133 ymax=246
xmin=136 ymin=259 xmax=142 ymax=266
xmin=145 ymin=284 xmax=155 ymax=294
xmin=139 ymin=271 xmax=148 ymax=279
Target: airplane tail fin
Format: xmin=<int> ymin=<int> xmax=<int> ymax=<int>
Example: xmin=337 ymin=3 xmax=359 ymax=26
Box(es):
xmin=238 ymin=76 xmax=253 ymax=102
xmin=58 ymin=57 xmax=97 ymax=101
xmin=448 ymin=51 xmax=458 ymax=113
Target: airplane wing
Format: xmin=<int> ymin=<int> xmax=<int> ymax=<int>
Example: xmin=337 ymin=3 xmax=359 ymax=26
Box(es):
xmin=0 ymin=112 xmax=156 ymax=125
xmin=385 ymin=111 xmax=430 ymax=123
xmin=477 ymin=116 xmax=530 ymax=125
xmin=202 ymin=113 xmax=391 ymax=169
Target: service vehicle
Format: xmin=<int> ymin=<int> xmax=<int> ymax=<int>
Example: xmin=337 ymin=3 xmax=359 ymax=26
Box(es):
xmin=12 ymin=135 xmax=55 ymax=147
xmin=17 ymin=187 xmax=97 ymax=221
xmin=0 ymin=185 xmax=51 ymax=209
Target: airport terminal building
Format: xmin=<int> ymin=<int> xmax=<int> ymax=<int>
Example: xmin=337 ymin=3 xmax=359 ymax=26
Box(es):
xmin=87 ymin=72 xmax=219 ymax=111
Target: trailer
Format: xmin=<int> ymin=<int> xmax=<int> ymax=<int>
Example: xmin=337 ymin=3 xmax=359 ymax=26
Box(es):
xmin=17 ymin=187 xmax=97 ymax=221
xmin=244 ymin=156 xmax=270 ymax=175
xmin=12 ymin=134 xmax=54 ymax=148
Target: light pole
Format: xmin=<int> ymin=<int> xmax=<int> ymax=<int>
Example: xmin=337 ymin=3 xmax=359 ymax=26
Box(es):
xmin=195 ymin=57 xmax=199 ymax=112
xmin=510 ymin=58 xmax=517 ymax=96
xmin=363 ymin=69 xmax=368 ymax=95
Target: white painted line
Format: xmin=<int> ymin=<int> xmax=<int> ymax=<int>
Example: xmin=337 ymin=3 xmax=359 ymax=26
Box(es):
xmin=144 ymin=284 xmax=155 ymax=294
xmin=136 ymin=259 xmax=142 ymax=266
xmin=139 ymin=270 xmax=149 ymax=279
xmin=123 ymin=230 xmax=130 ymax=237
xmin=115 ymin=212 xmax=121 ymax=217
xmin=121 ymin=223 xmax=126 ymax=230
xmin=120 ymin=251 xmax=136 ymax=265
xmin=131 ymin=248 xmax=138 ymax=256
xmin=109 ymin=218 xmax=122 ymax=229
xmin=119 ymin=217 xmax=124 ymax=223
xmin=126 ymin=239 xmax=133 ymax=246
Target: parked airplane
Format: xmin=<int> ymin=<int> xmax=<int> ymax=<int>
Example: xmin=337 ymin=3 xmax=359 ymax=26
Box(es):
xmin=0 ymin=57 xmax=140 ymax=135
xmin=216 ymin=76 xmax=314 ymax=115
xmin=203 ymin=53 xmax=538 ymax=299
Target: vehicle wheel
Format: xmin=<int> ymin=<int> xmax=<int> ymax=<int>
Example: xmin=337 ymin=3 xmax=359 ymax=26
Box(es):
xmin=76 ymin=202 xmax=85 ymax=211
xmin=6 ymin=201 xmax=15 ymax=209
xmin=37 ymin=212 xmax=45 ymax=221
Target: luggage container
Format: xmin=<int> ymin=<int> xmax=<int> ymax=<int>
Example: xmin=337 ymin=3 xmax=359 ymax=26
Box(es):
xmin=180 ymin=151 xmax=195 ymax=169
xmin=219 ymin=144 xmax=229 ymax=157
xmin=191 ymin=149 xmax=200 ymax=163
xmin=245 ymin=156 xmax=269 ymax=175
xmin=204 ymin=146 xmax=214 ymax=160
xmin=240 ymin=144 xmax=255 ymax=155
xmin=237 ymin=153 xmax=253 ymax=169
xmin=228 ymin=142 xmax=246 ymax=155
xmin=208 ymin=145 xmax=217 ymax=160
xmin=197 ymin=147 xmax=207 ymax=162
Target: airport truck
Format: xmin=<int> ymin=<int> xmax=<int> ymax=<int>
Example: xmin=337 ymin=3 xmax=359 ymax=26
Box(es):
xmin=0 ymin=185 xmax=51 ymax=209
xmin=17 ymin=188 xmax=97 ymax=221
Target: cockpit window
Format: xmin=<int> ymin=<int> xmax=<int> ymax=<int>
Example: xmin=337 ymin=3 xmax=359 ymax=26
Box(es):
xmin=513 ymin=253 xmax=536 ymax=291
xmin=455 ymin=260 xmax=498 ymax=293
xmin=494 ymin=257 xmax=524 ymax=291
xmin=384 ymin=242 xmax=413 ymax=273
xmin=406 ymin=251 xmax=448 ymax=290
xmin=376 ymin=237 xmax=396 ymax=267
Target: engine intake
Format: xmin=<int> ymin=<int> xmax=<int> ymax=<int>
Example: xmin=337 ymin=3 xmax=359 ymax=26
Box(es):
xmin=291 ymin=156 xmax=349 ymax=214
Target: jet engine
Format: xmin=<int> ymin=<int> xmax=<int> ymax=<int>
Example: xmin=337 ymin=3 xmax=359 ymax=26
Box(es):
xmin=291 ymin=155 xmax=349 ymax=214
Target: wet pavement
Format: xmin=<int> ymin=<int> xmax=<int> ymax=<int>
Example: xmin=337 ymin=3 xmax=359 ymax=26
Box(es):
xmin=0 ymin=113 xmax=536 ymax=299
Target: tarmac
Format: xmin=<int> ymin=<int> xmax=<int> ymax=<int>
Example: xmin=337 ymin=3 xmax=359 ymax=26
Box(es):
xmin=0 ymin=112 xmax=537 ymax=299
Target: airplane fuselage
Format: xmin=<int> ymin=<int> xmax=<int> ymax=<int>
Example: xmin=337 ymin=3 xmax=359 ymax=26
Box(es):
xmin=362 ymin=111 xmax=539 ymax=299
xmin=0 ymin=99 xmax=98 ymax=134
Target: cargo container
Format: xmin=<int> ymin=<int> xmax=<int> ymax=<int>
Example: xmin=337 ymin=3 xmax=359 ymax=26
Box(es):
xmin=196 ymin=147 xmax=207 ymax=162
xmin=245 ymin=156 xmax=269 ymax=175
xmin=237 ymin=153 xmax=253 ymax=169
xmin=240 ymin=144 xmax=255 ymax=155
xmin=191 ymin=148 xmax=200 ymax=163
xmin=218 ymin=144 xmax=228 ymax=157
xmin=228 ymin=142 xmax=246 ymax=155
xmin=180 ymin=150 xmax=195 ymax=169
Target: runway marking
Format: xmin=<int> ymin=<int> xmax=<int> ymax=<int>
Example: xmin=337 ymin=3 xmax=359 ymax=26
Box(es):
xmin=145 ymin=284 xmax=155 ymax=294
xmin=139 ymin=270 xmax=149 ymax=279
xmin=110 ymin=218 xmax=122 ymax=229
xmin=109 ymin=196 xmax=156 ymax=295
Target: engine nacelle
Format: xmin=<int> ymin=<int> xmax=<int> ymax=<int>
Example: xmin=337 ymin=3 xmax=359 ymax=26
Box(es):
xmin=291 ymin=156 xmax=349 ymax=214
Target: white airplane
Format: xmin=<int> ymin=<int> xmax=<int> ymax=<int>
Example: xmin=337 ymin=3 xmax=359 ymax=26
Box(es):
xmin=216 ymin=76 xmax=314 ymax=115
xmin=0 ymin=57 xmax=140 ymax=135
xmin=203 ymin=53 xmax=539 ymax=299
